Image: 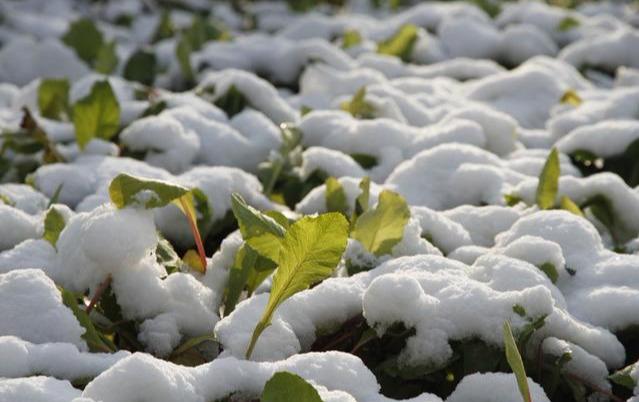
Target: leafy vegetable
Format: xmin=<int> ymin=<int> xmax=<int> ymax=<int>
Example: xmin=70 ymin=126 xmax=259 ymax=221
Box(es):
xmin=503 ymin=321 xmax=532 ymax=402
xmin=245 ymin=213 xmax=349 ymax=358
xmin=325 ymin=177 xmax=348 ymax=215
xmin=536 ymin=147 xmax=560 ymax=210
xmin=94 ymin=40 xmax=118 ymax=74
xmin=558 ymin=16 xmax=580 ymax=32
xmin=377 ymin=24 xmax=418 ymax=62
xmin=108 ymin=173 xmax=207 ymax=271
xmin=560 ymin=195 xmax=584 ymax=217
xmin=38 ymin=79 xmax=70 ymax=120
xmin=560 ymin=90 xmax=582 ymax=107
xmin=73 ymin=80 xmax=120 ymax=149
xmin=123 ymin=49 xmax=157 ymax=86
xmin=261 ymin=371 xmax=323 ymax=402
xmin=62 ymin=18 xmax=104 ymax=65
xmin=351 ymin=190 xmax=410 ymax=256
xmin=43 ymin=206 xmax=66 ymax=248
xmin=340 ymin=87 xmax=375 ymax=119
xmin=342 ymin=30 xmax=362 ymax=49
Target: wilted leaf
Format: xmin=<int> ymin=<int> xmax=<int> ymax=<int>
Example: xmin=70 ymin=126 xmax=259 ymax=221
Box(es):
xmin=261 ymin=371 xmax=323 ymax=402
xmin=73 ymin=80 xmax=120 ymax=149
xmin=536 ymin=147 xmax=560 ymax=210
xmin=246 ymin=213 xmax=349 ymax=358
xmin=351 ymin=190 xmax=410 ymax=256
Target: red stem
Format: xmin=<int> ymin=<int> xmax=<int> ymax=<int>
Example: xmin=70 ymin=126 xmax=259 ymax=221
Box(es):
xmin=86 ymin=275 xmax=112 ymax=314
xmin=179 ymin=198 xmax=207 ymax=272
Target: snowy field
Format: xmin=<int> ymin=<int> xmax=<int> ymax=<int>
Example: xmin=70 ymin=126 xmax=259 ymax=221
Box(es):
xmin=1 ymin=0 xmax=639 ymax=401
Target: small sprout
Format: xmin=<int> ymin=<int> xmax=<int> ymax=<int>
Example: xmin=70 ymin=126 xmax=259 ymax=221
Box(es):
xmin=560 ymin=195 xmax=584 ymax=217
xmin=539 ymin=262 xmax=559 ymax=283
xmin=536 ymin=148 xmax=560 ymax=210
xmin=503 ymin=321 xmax=532 ymax=402
xmin=557 ymin=16 xmax=580 ymax=32
xmin=377 ymin=24 xmax=418 ymax=62
xmin=43 ymin=206 xmax=66 ymax=248
xmin=340 ymin=87 xmax=376 ymax=119
xmin=560 ymin=89 xmax=582 ymax=107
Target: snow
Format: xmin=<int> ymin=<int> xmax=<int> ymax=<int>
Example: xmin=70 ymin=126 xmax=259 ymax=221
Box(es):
xmin=0 ymin=269 xmax=85 ymax=349
xmin=446 ymin=372 xmax=550 ymax=402
xmin=0 ymin=376 xmax=81 ymax=402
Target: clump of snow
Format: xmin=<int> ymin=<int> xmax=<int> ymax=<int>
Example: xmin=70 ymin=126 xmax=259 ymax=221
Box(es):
xmin=446 ymin=372 xmax=550 ymax=402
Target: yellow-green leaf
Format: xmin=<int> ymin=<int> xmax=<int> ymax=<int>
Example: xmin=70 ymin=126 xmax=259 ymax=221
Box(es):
xmin=351 ymin=190 xmax=410 ymax=256
xmin=557 ymin=16 xmax=580 ymax=32
xmin=340 ymin=87 xmax=376 ymax=119
xmin=183 ymin=249 xmax=205 ymax=273
xmin=73 ymin=80 xmax=120 ymax=149
xmin=325 ymin=177 xmax=348 ymax=215
xmin=560 ymin=195 xmax=584 ymax=217
xmin=62 ymin=18 xmax=104 ymax=65
xmin=377 ymin=24 xmax=418 ymax=62
xmin=95 ymin=40 xmax=118 ymax=74
xmin=560 ymin=89 xmax=582 ymax=107
xmin=503 ymin=321 xmax=532 ymax=402
xmin=109 ymin=173 xmax=189 ymax=209
xmin=43 ymin=206 xmax=66 ymax=248
xmin=536 ymin=148 xmax=560 ymax=210
xmin=246 ymin=213 xmax=349 ymax=358
xmin=261 ymin=371 xmax=323 ymax=402
xmin=353 ymin=176 xmax=370 ymax=223
xmin=342 ymin=30 xmax=362 ymax=49
xmin=38 ymin=79 xmax=70 ymax=120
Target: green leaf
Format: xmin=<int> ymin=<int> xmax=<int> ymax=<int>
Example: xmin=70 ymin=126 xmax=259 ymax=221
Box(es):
xmin=558 ymin=16 xmax=580 ymax=32
xmin=504 ymin=193 xmax=523 ymax=207
xmin=214 ymin=85 xmax=248 ymax=118
xmin=609 ymin=363 xmax=637 ymax=390
xmin=246 ymin=213 xmax=349 ymax=358
xmin=512 ymin=304 xmax=526 ymax=317
xmin=539 ymin=262 xmax=559 ymax=283
xmin=176 ymin=35 xmax=194 ymax=82
xmin=38 ymin=79 xmax=70 ymax=120
xmin=353 ymin=176 xmax=371 ymax=221
xmin=340 ymin=87 xmax=375 ymax=119
xmin=153 ymin=10 xmax=175 ymax=42
xmin=325 ymin=177 xmax=348 ymax=215
xmin=261 ymin=371 xmax=323 ymax=402
xmin=560 ymin=195 xmax=584 ymax=217
xmin=224 ymin=244 xmax=259 ymax=315
xmin=73 ymin=80 xmax=120 ymax=149
xmin=503 ymin=321 xmax=532 ymax=402
xmin=60 ymin=287 xmax=115 ymax=353
xmin=536 ymin=147 xmax=560 ymax=210
xmin=62 ymin=18 xmax=104 ymax=65
xmin=351 ymin=190 xmax=410 ymax=256
xmin=123 ymin=49 xmax=157 ymax=86
xmin=342 ymin=30 xmax=362 ymax=49
xmin=231 ymin=193 xmax=286 ymax=262
xmin=350 ymin=153 xmax=378 ymax=169
xmin=377 ymin=24 xmax=418 ymax=62
xmin=108 ymin=173 xmax=190 ymax=209
xmin=94 ymin=41 xmax=118 ymax=74
xmin=43 ymin=206 xmax=66 ymax=248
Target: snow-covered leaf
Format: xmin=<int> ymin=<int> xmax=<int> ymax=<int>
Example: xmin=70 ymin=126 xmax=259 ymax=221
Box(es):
xmin=377 ymin=24 xmax=418 ymax=62
xmin=43 ymin=206 xmax=65 ymax=248
xmin=340 ymin=87 xmax=375 ymax=119
xmin=261 ymin=371 xmax=323 ymax=402
xmin=325 ymin=177 xmax=348 ymax=215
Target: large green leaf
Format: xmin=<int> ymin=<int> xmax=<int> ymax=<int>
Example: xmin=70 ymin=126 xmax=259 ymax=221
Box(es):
xmin=62 ymin=18 xmax=104 ymax=65
xmin=245 ymin=213 xmax=349 ymax=358
xmin=536 ymin=147 xmax=560 ymax=210
xmin=503 ymin=321 xmax=532 ymax=402
xmin=261 ymin=371 xmax=323 ymax=402
xmin=351 ymin=190 xmax=410 ymax=256
xmin=73 ymin=80 xmax=120 ymax=149
xmin=377 ymin=24 xmax=418 ymax=62
xmin=325 ymin=177 xmax=348 ymax=215
xmin=43 ymin=206 xmax=66 ymax=248
xmin=38 ymin=79 xmax=70 ymax=120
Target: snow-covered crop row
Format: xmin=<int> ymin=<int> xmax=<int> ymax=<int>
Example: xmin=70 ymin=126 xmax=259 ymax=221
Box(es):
xmin=1 ymin=0 xmax=639 ymax=401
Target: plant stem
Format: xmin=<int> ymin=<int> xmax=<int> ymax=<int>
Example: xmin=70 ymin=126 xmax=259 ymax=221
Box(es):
xmin=86 ymin=275 xmax=112 ymax=314
xmin=179 ymin=197 xmax=207 ymax=272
